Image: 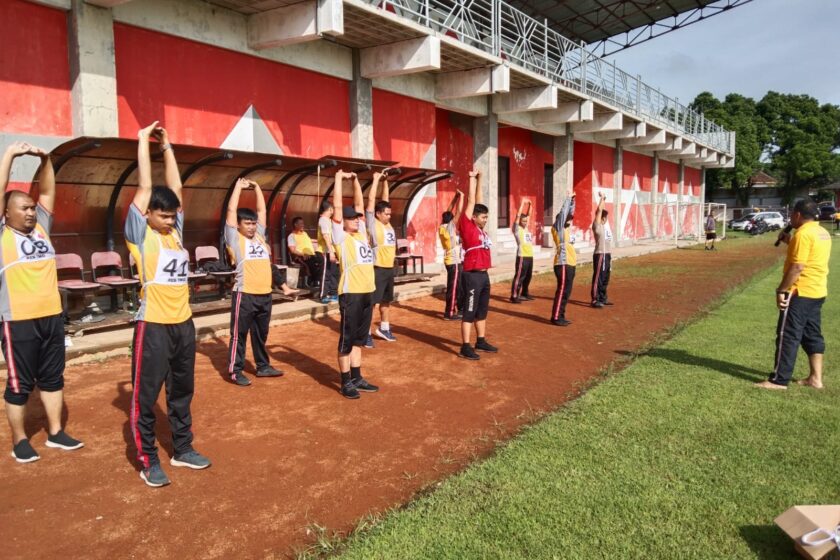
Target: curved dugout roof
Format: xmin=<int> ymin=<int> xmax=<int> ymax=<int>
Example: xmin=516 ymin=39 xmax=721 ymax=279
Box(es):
xmin=35 ymin=138 xmax=451 ymax=267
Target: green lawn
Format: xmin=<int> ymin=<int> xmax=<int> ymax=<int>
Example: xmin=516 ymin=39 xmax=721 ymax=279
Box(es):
xmin=310 ymin=232 xmax=839 ymax=560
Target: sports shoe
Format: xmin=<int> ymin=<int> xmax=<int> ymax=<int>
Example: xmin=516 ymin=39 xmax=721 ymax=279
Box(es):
xmin=443 ymin=313 xmax=463 ymax=321
xmin=341 ymin=381 xmax=360 ymax=399
xmin=140 ymin=464 xmax=171 ymax=487
xmin=320 ymin=297 xmax=332 ymax=304
xmin=231 ymin=371 xmax=251 ymax=386
xmin=509 ymin=298 xmax=522 ymax=304
xmin=591 ymin=301 xmax=604 ymax=308
xmin=256 ymin=366 xmax=284 ymax=378
xmin=170 ymin=449 xmax=212 ymax=470
xmin=521 ymin=295 xmax=535 ymax=301
xmin=11 ymin=439 xmax=40 ymax=463
xmin=375 ymin=328 xmax=397 ymax=342
xmin=329 ymin=295 xmax=339 ymax=302
xmin=45 ymin=430 xmax=84 ymax=451
xmin=551 ymin=318 xmax=571 ymax=327
xmin=353 ymin=377 xmax=379 ymax=393
xmin=364 ymin=334 xmax=375 ymax=349
xmin=459 ymin=344 xmax=480 ymax=360
xmin=602 ymin=300 xmax=614 ymax=306
xmin=475 ymin=339 xmax=498 ymax=353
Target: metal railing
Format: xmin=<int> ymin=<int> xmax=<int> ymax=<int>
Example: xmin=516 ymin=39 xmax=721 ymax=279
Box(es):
xmin=364 ymin=0 xmax=733 ymax=153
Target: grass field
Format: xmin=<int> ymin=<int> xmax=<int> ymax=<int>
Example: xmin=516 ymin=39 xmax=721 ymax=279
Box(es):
xmin=311 ymin=232 xmax=839 ymax=560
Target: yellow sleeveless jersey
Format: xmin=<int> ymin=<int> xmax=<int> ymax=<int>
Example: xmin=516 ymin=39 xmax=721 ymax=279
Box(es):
xmin=225 ymin=224 xmax=272 ymax=295
xmin=316 ymin=216 xmax=332 ymax=253
xmin=439 ymin=221 xmax=462 ymax=266
xmin=331 ymin=219 xmax=375 ymax=294
xmin=552 ymin=225 xmax=577 ymax=267
xmin=0 ymin=205 xmax=61 ymax=321
xmin=513 ymin=223 xmax=534 ymax=258
xmin=366 ymin=211 xmax=396 ymax=268
xmin=288 ymin=231 xmax=315 ymax=256
xmin=125 ymin=205 xmax=191 ymax=324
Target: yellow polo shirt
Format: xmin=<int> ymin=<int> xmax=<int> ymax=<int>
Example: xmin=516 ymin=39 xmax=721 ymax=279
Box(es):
xmin=785 ymin=221 xmax=831 ymax=298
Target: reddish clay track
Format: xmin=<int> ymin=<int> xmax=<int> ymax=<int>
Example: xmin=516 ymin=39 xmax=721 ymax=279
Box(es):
xmin=0 ymin=241 xmax=778 ymax=559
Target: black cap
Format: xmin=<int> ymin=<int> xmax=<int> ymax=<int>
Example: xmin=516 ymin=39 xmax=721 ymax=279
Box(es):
xmin=342 ymin=206 xmax=363 ymax=219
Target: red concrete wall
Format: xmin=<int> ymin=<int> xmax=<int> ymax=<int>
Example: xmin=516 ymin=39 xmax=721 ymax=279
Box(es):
xmin=658 ymin=160 xmax=680 ymax=236
xmin=372 ymin=89 xmax=437 ymax=261
xmin=572 ymin=141 xmax=593 ymax=237
xmin=685 ymin=166 xmax=701 ymax=197
xmin=498 ymin=128 xmax=552 ymax=244
xmin=435 ymin=108 xmax=474 ymax=223
xmin=623 ymin=151 xmax=652 ymax=192
xmin=114 ymin=24 xmax=351 ymax=156
xmin=0 ymin=0 xmax=72 ymax=137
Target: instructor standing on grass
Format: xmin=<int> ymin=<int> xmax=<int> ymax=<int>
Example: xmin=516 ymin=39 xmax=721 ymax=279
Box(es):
xmin=756 ymin=200 xmax=831 ymax=391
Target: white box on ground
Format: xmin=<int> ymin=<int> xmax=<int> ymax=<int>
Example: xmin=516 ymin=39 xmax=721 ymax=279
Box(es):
xmin=775 ymin=505 xmax=840 ymax=560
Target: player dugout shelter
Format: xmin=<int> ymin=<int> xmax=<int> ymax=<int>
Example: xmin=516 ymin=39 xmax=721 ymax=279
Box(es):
xmin=38 ymin=138 xmax=452 ymax=269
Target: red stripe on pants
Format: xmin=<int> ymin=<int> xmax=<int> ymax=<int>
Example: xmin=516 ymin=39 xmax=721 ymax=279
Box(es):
xmin=131 ymin=321 xmax=149 ymax=469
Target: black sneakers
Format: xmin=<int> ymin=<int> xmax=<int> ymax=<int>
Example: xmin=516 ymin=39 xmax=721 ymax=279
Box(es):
xmin=45 ymin=430 xmax=84 ymax=451
xmin=509 ymin=298 xmax=522 ymax=304
xmin=353 ymin=377 xmax=379 ymax=393
xmin=256 ymin=366 xmax=284 ymax=377
xmin=602 ymin=300 xmax=614 ymax=306
xmin=231 ymin=372 xmax=251 ymax=386
xmin=551 ymin=318 xmax=571 ymax=326
xmin=443 ymin=313 xmax=463 ymax=321
xmin=459 ymin=344 xmax=480 ymax=360
xmin=11 ymin=439 xmax=39 ymax=463
xmin=521 ymin=295 xmax=535 ymax=301
xmin=475 ymin=339 xmax=498 ymax=353
xmin=341 ymin=381 xmax=360 ymax=399
xmin=591 ymin=301 xmax=604 ymax=308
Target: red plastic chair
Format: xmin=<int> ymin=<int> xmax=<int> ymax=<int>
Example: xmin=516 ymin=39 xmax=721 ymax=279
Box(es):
xmin=55 ymin=253 xmax=103 ymax=317
xmin=91 ymin=251 xmax=139 ymax=311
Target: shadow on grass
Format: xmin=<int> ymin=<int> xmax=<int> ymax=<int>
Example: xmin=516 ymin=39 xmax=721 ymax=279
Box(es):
xmin=616 ymin=347 xmax=766 ymax=382
xmin=739 ymin=524 xmax=792 ymax=560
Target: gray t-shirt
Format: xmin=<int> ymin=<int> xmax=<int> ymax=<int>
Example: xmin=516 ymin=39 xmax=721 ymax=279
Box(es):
xmin=592 ymin=219 xmax=611 ymax=255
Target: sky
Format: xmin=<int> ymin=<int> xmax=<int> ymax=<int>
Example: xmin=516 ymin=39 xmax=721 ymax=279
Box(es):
xmin=607 ymin=0 xmax=840 ymax=107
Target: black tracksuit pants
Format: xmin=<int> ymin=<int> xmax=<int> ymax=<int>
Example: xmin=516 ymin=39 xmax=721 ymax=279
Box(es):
xmin=591 ymin=253 xmax=611 ymax=304
xmin=444 ymin=263 xmax=464 ymax=318
xmin=511 ymin=256 xmax=534 ymax=300
xmin=228 ymin=291 xmax=272 ymax=378
xmin=130 ymin=319 xmax=196 ymax=468
xmin=551 ymin=264 xmax=576 ymax=321
xmin=317 ymin=252 xmax=339 ymax=299
xmin=769 ymin=295 xmax=826 ymax=386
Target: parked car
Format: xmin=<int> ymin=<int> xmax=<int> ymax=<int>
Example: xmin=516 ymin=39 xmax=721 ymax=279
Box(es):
xmin=819 ymin=205 xmax=837 ymax=221
xmin=746 ymin=217 xmax=771 ymax=235
xmin=730 ymin=211 xmax=785 ymax=231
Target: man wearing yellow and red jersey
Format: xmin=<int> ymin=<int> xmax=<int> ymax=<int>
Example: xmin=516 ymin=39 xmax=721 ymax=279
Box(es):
xmin=458 ymin=170 xmax=498 ymax=361
xmin=550 ymin=187 xmax=576 ymax=326
xmin=757 ymin=200 xmax=831 ymax=390
xmin=0 ymin=142 xmax=83 ymax=463
xmin=125 ymin=122 xmax=210 ymax=488
xmin=366 ymin=171 xmax=398 ymax=344
xmin=224 ymin=178 xmax=285 ymax=387
xmin=331 ymin=170 xmax=379 ymax=399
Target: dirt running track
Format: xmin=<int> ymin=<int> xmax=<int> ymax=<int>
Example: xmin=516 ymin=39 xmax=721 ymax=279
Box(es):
xmin=0 ymin=241 xmax=779 ymax=559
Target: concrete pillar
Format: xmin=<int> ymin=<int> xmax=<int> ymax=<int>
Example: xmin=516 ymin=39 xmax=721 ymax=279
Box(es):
xmin=613 ymin=145 xmax=623 ymax=244
xmin=552 ymin=134 xmax=573 ymax=219
xmin=68 ymin=0 xmax=119 ymax=137
xmin=700 ymin=166 xmax=707 ymax=239
xmin=678 ymin=161 xmax=685 ymax=239
xmin=652 ymin=153 xmax=660 ymax=238
xmin=349 ymin=49 xmax=374 ymax=159
xmin=473 ymin=98 xmax=498 ymax=248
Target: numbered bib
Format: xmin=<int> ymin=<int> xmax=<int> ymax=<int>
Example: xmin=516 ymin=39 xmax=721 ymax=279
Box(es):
xmin=245 ymin=238 xmax=269 ymax=261
xmin=354 ymin=238 xmax=375 ymax=265
xmin=382 ymin=227 xmax=396 ymax=247
xmin=153 ymin=247 xmax=189 ymax=286
xmin=13 ymin=229 xmax=55 ymax=264
xmin=524 ymin=231 xmax=533 ymax=245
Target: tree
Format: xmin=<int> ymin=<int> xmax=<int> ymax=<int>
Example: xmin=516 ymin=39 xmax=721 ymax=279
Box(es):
xmin=757 ymin=92 xmax=840 ymax=202
xmin=690 ymin=92 xmax=767 ymax=205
